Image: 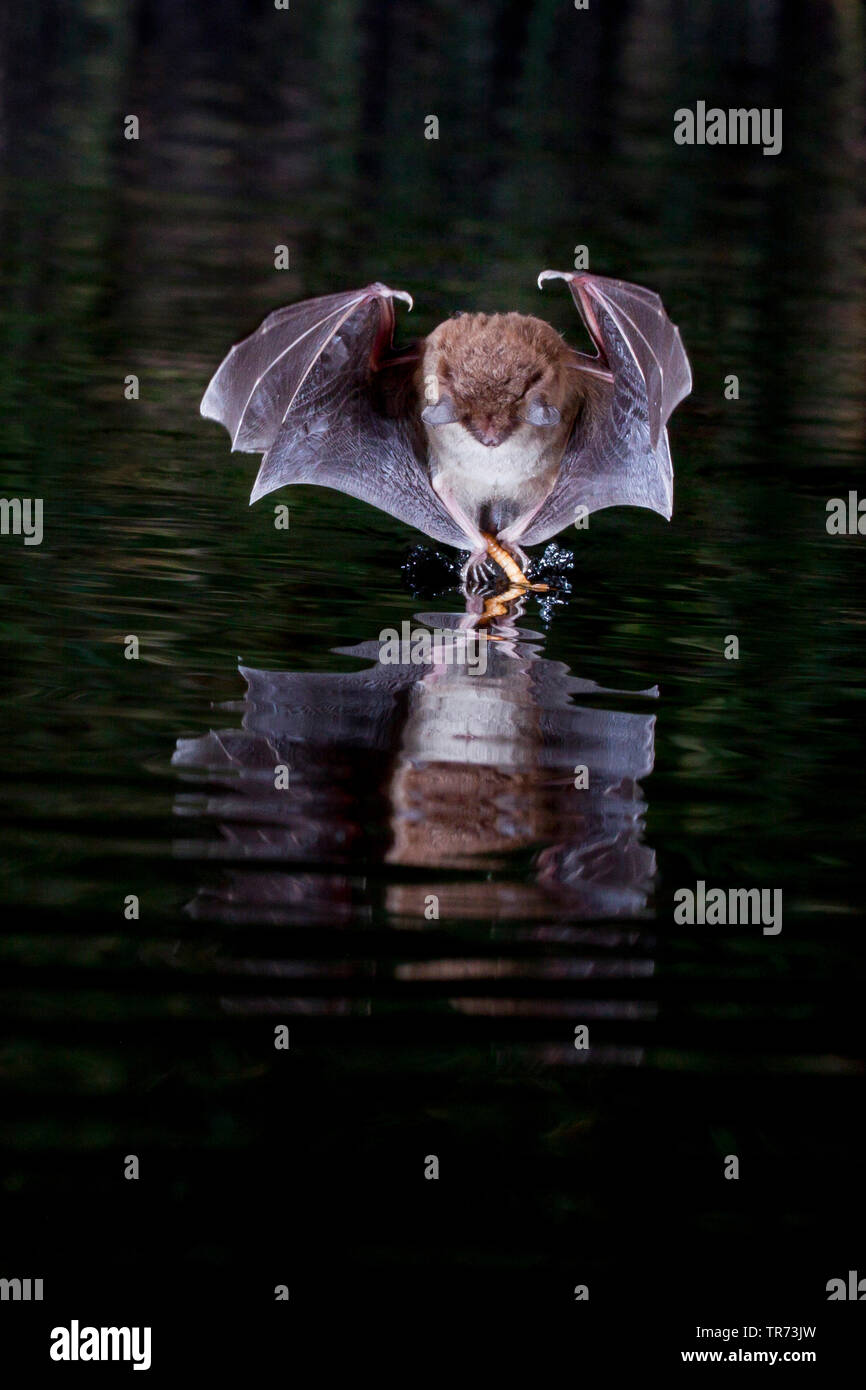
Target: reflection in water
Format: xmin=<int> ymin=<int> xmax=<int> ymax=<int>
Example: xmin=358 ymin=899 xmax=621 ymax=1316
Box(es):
xmin=171 ymin=602 xmax=659 ymax=1062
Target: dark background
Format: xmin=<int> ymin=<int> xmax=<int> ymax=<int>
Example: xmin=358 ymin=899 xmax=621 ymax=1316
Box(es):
xmin=0 ymin=0 xmax=864 ymax=1367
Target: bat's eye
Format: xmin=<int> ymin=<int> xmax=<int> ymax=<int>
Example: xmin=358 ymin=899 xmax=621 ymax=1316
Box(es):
xmin=422 ymin=395 xmax=457 ymax=426
xmin=525 ymin=397 xmax=561 ymax=427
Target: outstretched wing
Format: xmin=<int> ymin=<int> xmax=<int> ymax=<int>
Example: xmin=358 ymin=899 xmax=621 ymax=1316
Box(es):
xmin=521 ymin=271 xmax=692 ymax=546
xmin=200 ymin=284 xmax=468 ymax=549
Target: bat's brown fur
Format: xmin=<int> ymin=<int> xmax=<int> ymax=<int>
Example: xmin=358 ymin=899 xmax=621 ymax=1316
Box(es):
xmin=420 ymin=312 xmax=581 ymax=448
xmin=415 ymin=312 xmax=610 ymax=550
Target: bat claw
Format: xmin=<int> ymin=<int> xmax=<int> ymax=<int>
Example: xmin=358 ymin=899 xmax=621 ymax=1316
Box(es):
xmin=461 ymin=550 xmax=501 ymax=595
xmin=537 ymin=269 xmax=573 ymax=290
xmin=374 ymin=284 xmax=413 ymax=311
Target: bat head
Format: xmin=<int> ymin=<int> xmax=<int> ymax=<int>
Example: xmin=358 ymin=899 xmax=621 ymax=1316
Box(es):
xmin=421 ymin=313 xmax=574 ymax=450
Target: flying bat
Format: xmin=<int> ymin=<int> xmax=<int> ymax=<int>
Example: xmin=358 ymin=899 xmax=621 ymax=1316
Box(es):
xmin=200 ymin=271 xmax=692 ymax=586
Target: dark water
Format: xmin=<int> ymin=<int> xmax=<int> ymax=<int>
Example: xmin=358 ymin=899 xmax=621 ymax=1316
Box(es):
xmin=1 ymin=0 xmax=864 ymax=1364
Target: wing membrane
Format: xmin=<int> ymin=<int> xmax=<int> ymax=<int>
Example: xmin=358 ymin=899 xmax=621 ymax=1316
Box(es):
xmin=523 ymin=272 xmax=692 ymax=546
xmin=200 ymin=284 xmax=469 ymax=549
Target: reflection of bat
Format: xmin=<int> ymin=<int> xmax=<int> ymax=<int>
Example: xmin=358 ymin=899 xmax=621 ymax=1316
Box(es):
xmin=201 ymin=272 xmax=691 ymax=581
xmin=169 ymin=616 xmax=658 ymax=1054
xmin=171 ymin=611 xmax=658 ymax=917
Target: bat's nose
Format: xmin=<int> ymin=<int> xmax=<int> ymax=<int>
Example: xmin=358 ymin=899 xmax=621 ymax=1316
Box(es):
xmin=478 ymin=421 xmax=503 ymax=447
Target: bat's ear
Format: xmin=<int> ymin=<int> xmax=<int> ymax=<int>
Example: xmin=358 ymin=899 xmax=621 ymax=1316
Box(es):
xmin=422 ymin=394 xmax=458 ymax=426
xmin=525 ymin=396 xmax=561 ymax=427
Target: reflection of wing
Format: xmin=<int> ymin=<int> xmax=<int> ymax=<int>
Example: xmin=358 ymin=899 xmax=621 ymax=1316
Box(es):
xmin=523 ymin=272 xmax=692 ymax=545
xmin=239 ymin=660 xmax=418 ymax=748
xmin=200 ymin=284 xmax=468 ymax=548
xmin=171 ymin=654 xmax=422 ymax=864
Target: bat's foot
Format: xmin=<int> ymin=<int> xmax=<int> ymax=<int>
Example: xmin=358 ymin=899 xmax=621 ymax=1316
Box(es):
xmin=461 ymin=548 xmax=503 ymax=595
xmin=482 ymin=533 xmax=549 ymax=592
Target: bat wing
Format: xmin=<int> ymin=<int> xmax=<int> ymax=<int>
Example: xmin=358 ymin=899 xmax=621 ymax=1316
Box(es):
xmin=521 ymin=271 xmax=692 ymax=547
xmin=200 ymin=284 xmax=468 ymax=549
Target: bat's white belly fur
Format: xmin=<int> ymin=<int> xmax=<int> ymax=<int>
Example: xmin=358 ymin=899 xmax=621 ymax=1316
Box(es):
xmin=426 ymin=421 xmax=565 ymax=529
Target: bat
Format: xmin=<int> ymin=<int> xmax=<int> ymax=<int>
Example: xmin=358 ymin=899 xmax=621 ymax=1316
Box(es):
xmin=200 ymin=272 xmax=692 ymax=584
